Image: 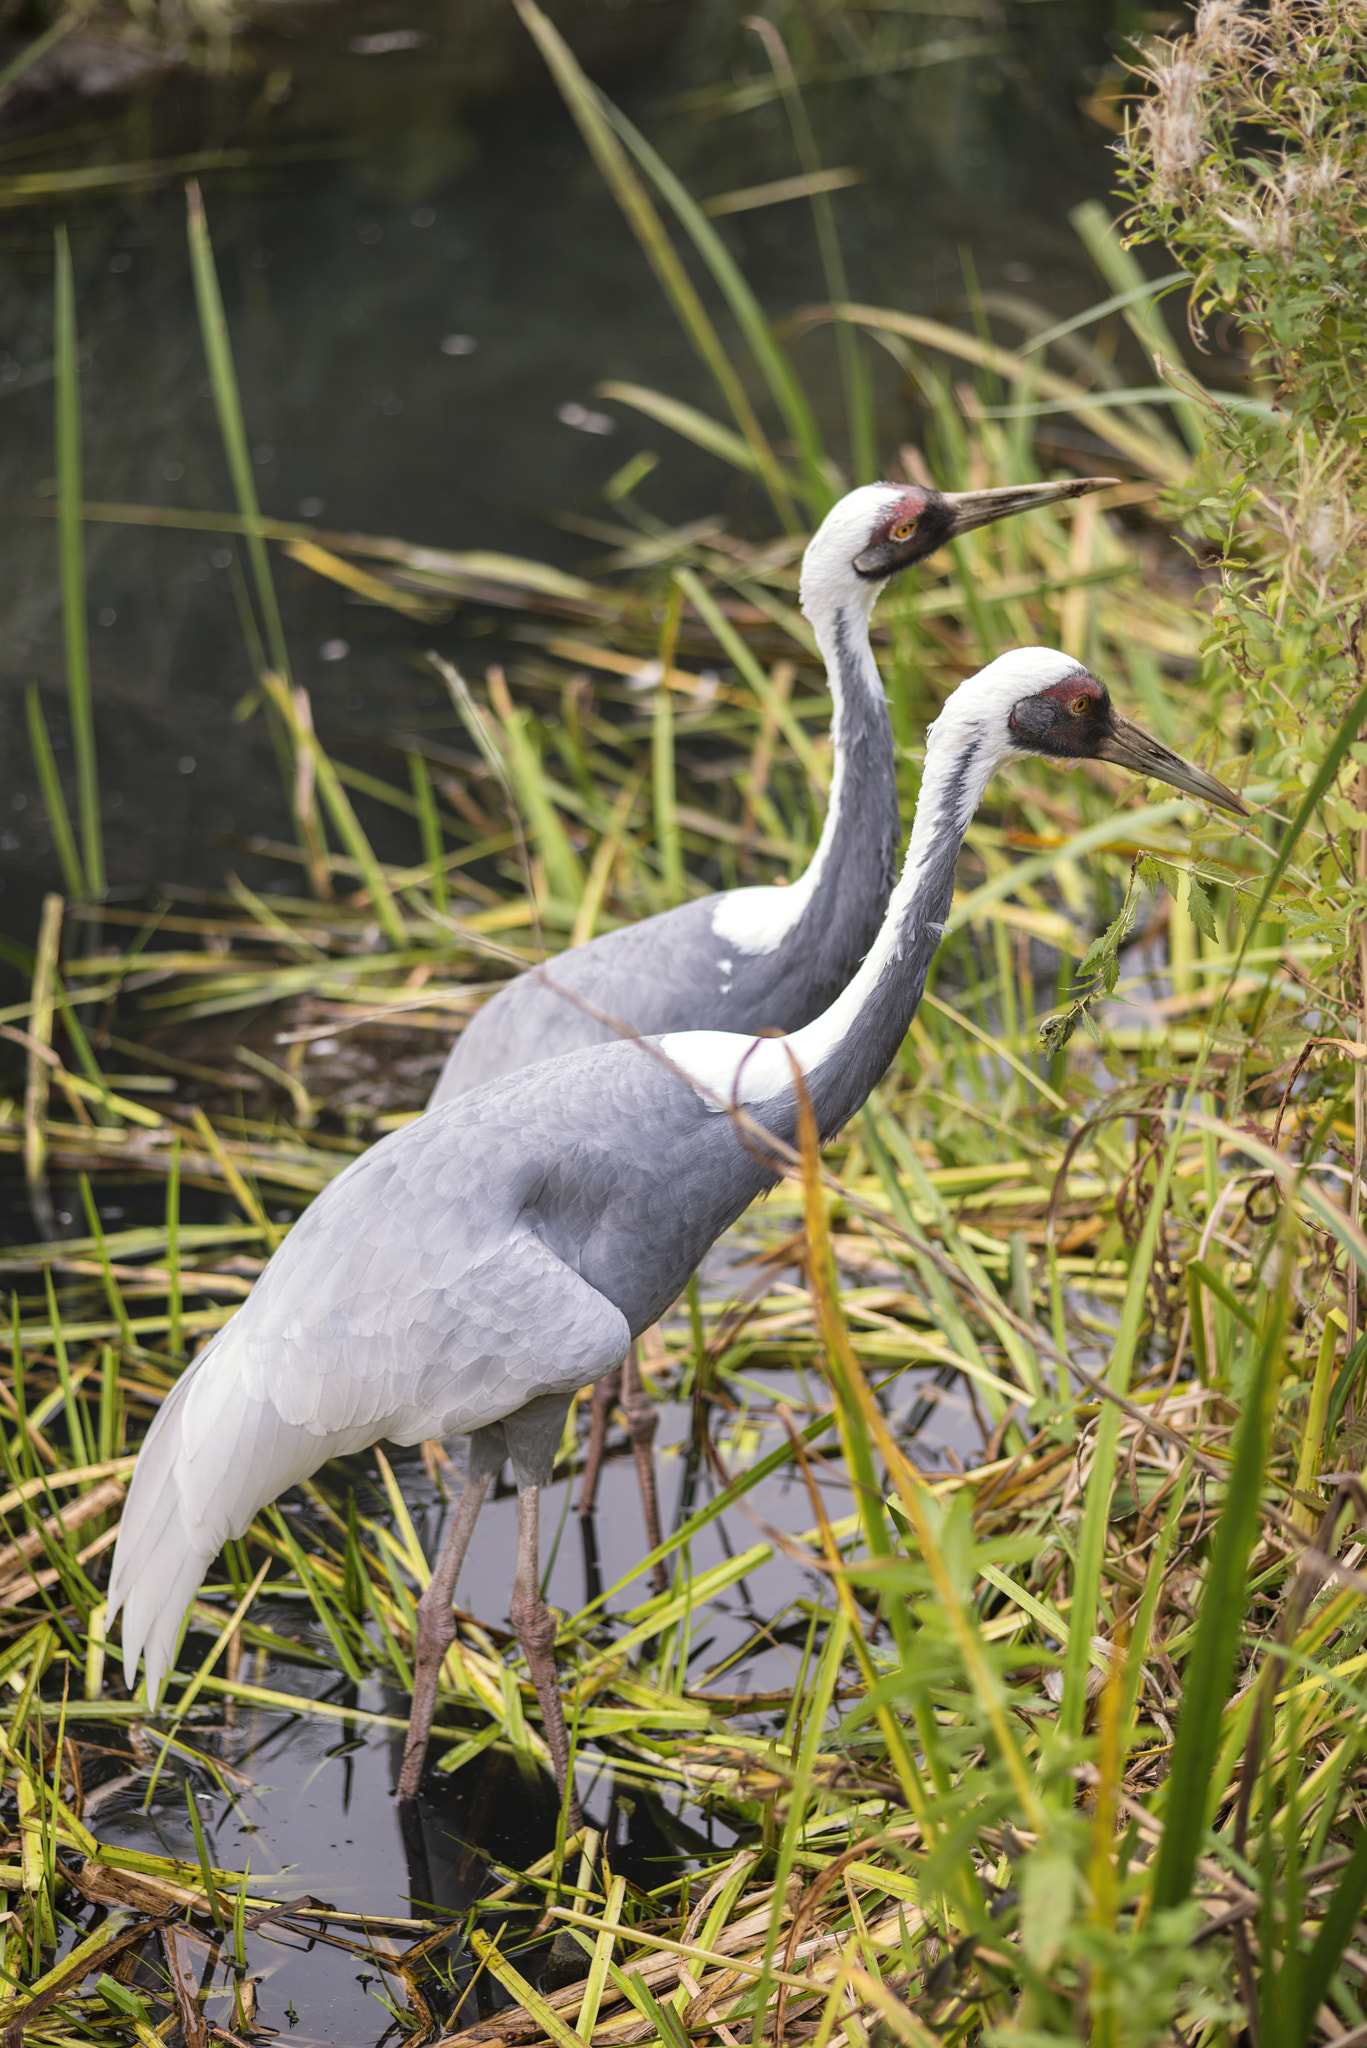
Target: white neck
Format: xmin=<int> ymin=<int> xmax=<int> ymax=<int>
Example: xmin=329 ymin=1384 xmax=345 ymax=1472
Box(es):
xmin=710 ymin=501 xmax=896 ymax=957
xmin=667 ymin=646 xmax=1081 ymax=1107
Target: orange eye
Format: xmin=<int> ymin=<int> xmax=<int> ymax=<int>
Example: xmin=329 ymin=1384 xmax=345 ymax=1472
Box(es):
xmin=890 ymin=519 xmax=916 ymax=541
xmin=1071 ymin=695 xmax=1091 ymax=715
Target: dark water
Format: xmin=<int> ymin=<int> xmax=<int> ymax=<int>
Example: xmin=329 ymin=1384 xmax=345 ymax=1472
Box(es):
xmin=2 ymin=7 xmax=1104 ymax=2026
xmin=0 ymin=0 xmax=1126 ymax=946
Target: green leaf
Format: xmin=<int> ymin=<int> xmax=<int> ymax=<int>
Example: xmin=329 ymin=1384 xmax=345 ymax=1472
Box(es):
xmin=1186 ymin=873 xmax=1219 ymax=940
xmin=1076 ymin=929 xmax=1113 ymax=980
xmin=1143 ymin=855 xmax=1180 ymax=901
xmin=1019 ymin=1848 xmax=1076 ymax=1971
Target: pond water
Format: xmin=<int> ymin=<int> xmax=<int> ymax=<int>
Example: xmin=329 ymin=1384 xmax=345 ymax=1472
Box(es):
xmin=2 ymin=6 xmax=1106 ymax=2026
xmin=0 ymin=0 xmax=1125 ymax=944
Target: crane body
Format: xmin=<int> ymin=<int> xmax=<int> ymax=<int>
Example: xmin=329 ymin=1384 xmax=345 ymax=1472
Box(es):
xmin=108 ymin=645 xmax=1245 ymax=1819
xmin=428 ymin=478 xmax=1116 ymax=1559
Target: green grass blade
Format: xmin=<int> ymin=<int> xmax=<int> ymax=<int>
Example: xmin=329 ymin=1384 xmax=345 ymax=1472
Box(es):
xmin=813 ymin=302 xmax=1189 ymax=482
xmin=595 ymin=380 xmax=765 ymax=477
xmin=76 ymin=1175 xmax=135 ymax=1355
xmin=184 ymin=1781 xmax=225 ymax=1927
xmin=673 ymin=567 xmax=824 ymax=786
xmin=1070 ymin=200 xmax=1203 ymax=455
xmin=51 ymin=973 xmax=109 ymax=1105
xmin=602 ymin=102 xmax=830 ymax=512
xmin=166 ymin=1135 xmax=182 ymax=1361
xmin=487 ymin=679 xmax=585 ymax=912
xmin=1017 ymin=270 xmax=1190 ymax=359
xmin=407 ymin=751 xmax=447 ymax=915
xmin=0 ymin=12 xmax=79 ymax=101
xmin=185 ymin=182 xmax=291 ymax=681
xmin=98 ymin=1344 xmax=120 ymax=1466
xmin=1151 ymin=1284 xmax=1287 ymax=1910
xmin=53 ymin=227 xmax=102 ymax=900
xmin=1059 ymin=1111 xmax=1186 ymax=1738
xmin=42 ymin=1268 xmax=90 ymax=1468
xmin=511 ymin=0 xmax=799 ymax=532
xmin=749 ymin=18 xmax=873 ymax=483
xmin=259 ymin=673 xmax=406 ymax=948
xmin=268 ymin=1509 xmax=365 ymax=1684
xmin=24 ymin=686 xmax=84 ymax=899
xmin=1291 ymin=1825 xmax=1367 ymax=2037
xmin=653 ymin=584 xmax=684 ymax=906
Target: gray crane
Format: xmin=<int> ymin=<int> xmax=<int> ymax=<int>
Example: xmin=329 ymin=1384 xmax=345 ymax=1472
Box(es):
xmin=107 ymin=643 xmax=1244 ymax=1822
xmin=429 ymin=477 xmax=1115 ymax=1560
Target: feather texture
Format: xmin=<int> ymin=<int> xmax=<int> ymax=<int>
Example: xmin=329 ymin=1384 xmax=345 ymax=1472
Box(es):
xmin=108 ymin=1109 xmax=632 ymax=1698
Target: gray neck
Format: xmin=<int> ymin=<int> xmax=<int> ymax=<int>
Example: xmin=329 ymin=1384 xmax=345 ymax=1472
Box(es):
xmin=783 ymin=599 xmax=900 ymax=977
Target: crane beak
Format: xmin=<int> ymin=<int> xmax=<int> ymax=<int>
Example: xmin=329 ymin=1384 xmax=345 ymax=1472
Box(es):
xmin=941 ymin=475 xmax=1121 ymax=538
xmin=1095 ymin=716 xmax=1249 ymax=816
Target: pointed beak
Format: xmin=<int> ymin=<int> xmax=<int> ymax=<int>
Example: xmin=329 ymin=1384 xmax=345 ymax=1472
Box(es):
xmin=941 ymin=475 xmax=1121 ymax=538
xmin=1096 ymin=715 xmax=1249 ymax=816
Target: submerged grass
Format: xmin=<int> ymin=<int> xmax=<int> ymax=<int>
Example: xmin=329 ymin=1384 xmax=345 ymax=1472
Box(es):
xmin=2 ymin=2 xmax=1367 ymax=2039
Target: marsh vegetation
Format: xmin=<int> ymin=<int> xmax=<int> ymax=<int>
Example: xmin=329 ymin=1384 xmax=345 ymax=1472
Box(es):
xmin=0 ymin=0 xmax=1366 ymax=2040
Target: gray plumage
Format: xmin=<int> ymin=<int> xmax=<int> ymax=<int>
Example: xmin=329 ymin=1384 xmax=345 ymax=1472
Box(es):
xmin=108 ymin=640 xmax=1244 ymax=1730
xmin=430 ymin=478 xmax=1106 ymax=1101
xmin=111 ymin=1035 xmax=745 ymax=1693
xmin=431 ymin=659 xmax=895 ymax=1090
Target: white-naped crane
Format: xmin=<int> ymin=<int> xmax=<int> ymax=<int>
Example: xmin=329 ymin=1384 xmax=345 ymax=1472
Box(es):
xmin=107 ymin=644 xmax=1244 ymax=1822
xmin=428 ymin=476 xmax=1117 ymax=1573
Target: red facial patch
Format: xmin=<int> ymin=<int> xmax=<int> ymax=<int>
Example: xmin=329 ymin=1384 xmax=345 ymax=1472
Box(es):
xmin=877 ymin=489 xmax=930 ymax=543
xmin=1039 ymin=673 xmax=1101 ymax=713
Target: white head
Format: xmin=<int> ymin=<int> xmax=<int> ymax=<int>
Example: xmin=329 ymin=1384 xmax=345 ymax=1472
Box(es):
xmin=798 ymin=476 xmax=1120 ymax=631
xmin=918 ymin=645 xmax=1247 ymax=837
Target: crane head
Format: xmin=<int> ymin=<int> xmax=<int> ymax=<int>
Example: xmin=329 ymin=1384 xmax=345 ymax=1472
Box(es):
xmin=925 ymin=650 xmax=1247 ymax=818
xmin=800 ymin=477 xmax=1119 ymax=616
xmin=851 ymin=477 xmax=1119 ymax=579
xmin=1005 ymin=665 xmax=1249 ymax=816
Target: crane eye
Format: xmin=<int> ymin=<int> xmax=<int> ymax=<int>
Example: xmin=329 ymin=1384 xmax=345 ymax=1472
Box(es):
xmin=1070 ymin=694 xmax=1091 ymax=715
xmin=889 ymin=519 xmax=916 ymax=542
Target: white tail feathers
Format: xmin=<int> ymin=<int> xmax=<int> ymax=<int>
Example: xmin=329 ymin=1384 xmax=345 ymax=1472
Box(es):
xmin=107 ymin=1329 xmax=315 ymax=1702
xmin=107 ymin=1363 xmax=214 ymax=1699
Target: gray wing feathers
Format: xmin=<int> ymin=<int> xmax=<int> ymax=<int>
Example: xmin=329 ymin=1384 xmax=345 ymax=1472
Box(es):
xmin=431 ymin=898 xmax=726 ymax=1101
xmin=108 ymin=1222 xmax=630 ymax=1702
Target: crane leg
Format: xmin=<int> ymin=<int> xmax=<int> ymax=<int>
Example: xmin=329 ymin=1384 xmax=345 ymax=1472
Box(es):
xmin=577 ymin=1365 xmax=621 ymax=1516
xmin=510 ymin=1485 xmax=583 ymax=1830
xmin=579 ymin=1347 xmax=667 ymax=1597
xmin=397 ymin=1470 xmax=491 ymax=1802
xmin=621 ymin=1349 xmax=668 ymax=1598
